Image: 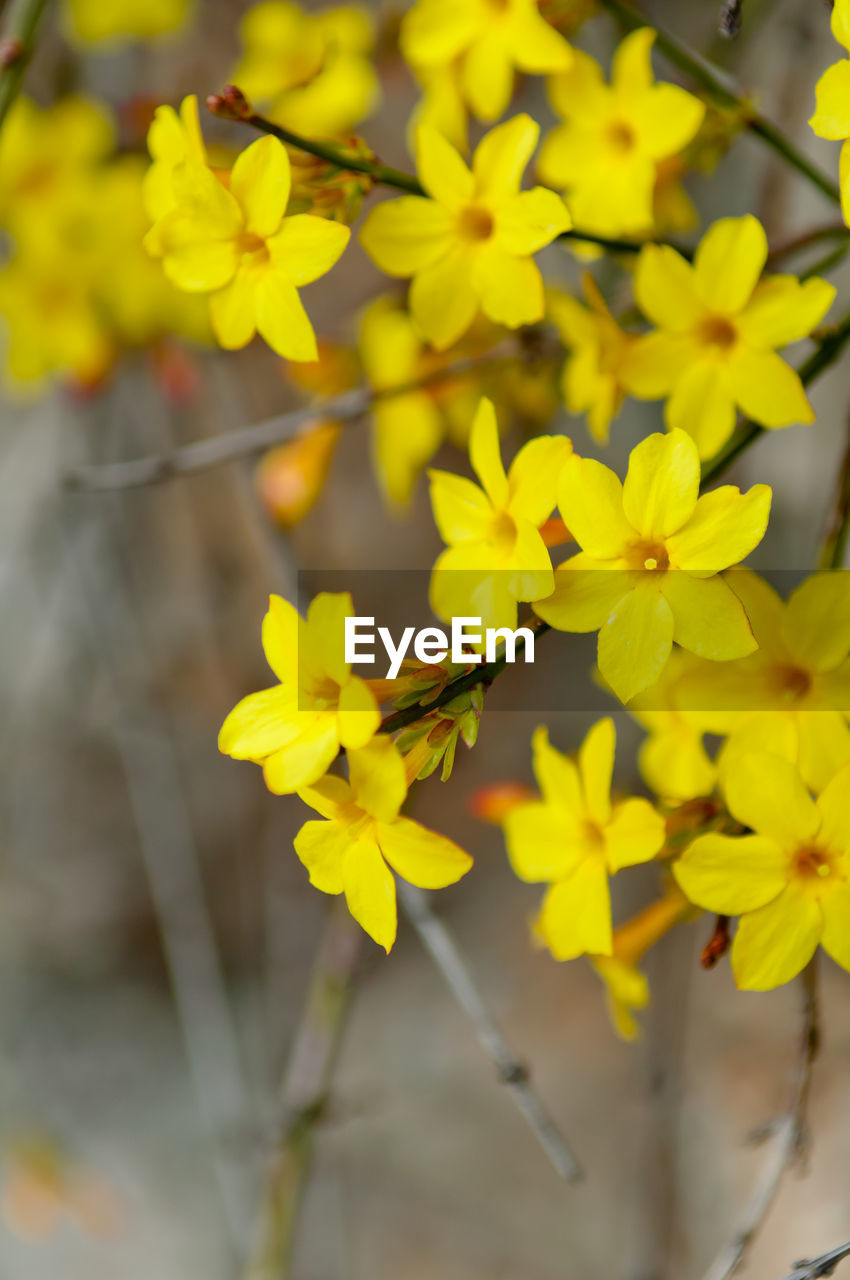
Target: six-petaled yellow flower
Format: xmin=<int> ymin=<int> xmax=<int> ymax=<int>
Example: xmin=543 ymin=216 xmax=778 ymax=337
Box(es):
xmin=538 ymin=29 xmax=705 ymax=237
xmin=675 ymin=753 xmax=850 ymax=990
xmin=295 ymin=736 xmax=472 ymax=951
xmin=622 ymin=216 xmax=835 ymax=458
xmin=505 ymin=719 xmax=666 ymax=959
xmin=359 ymin=115 xmax=571 ymax=350
xmin=148 ymin=134 xmax=350 ymax=361
xmin=429 ymin=397 xmax=571 ymax=632
xmin=809 ymin=0 xmax=850 ymax=222
xmin=535 ymin=429 xmax=772 ymax=703
xmin=219 ymin=592 xmax=380 ymax=793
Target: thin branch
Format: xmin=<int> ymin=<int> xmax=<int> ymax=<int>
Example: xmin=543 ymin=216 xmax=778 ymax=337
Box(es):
xmin=64 ymin=351 xmax=531 ymax=491
xmin=818 ymin=411 xmax=850 ymax=568
xmin=0 ymin=0 xmax=53 ymax=129
xmin=719 ymin=1 xmax=744 ymax=37
xmin=242 ymin=899 xmax=362 ymax=1280
xmin=596 ymin=0 xmax=841 ymax=205
xmin=767 ymin=224 xmax=850 ymax=268
xmin=700 ymin=308 xmax=850 ymax=489
xmin=780 ymin=1241 xmax=850 ymax=1280
xmin=397 ymin=881 xmax=582 ymax=1182
xmin=207 ymin=88 xmax=692 ymax=259
xmin=699 ymin=958 xmax=820 ymax=1280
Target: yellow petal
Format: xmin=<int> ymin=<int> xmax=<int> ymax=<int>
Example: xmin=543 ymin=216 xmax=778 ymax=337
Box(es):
xmin=409 ymin=245 xmax=478 ymax=348
xmin=218 ymin=684 xmax=298 ymax=760
xmin=343 ymin=837 xmax=397 ymax=952
xmin=726 ymin=347 xmax=814 ymax=427
xmin=306 ymin=591 xmax=352 ymax=686
xmin=639 ymin=725 xmax=716 ymax=800
xmin=461 ymin=33 xmax=514 ymax=122
xmin=160 ymin=217 xmax=239 ymax=291
xmin=429 ymin=468 xmax=492 ymax=543
xmin=209 ymin=270 xmax=256 ymax=349
xmin=693 ymin=215 xmax=767 ymax=314
xmin=783 ymin=572 xmax=850 ymax=672
xmin=579 ymin=717 xmax=614 ymax=825
xmin=622 ymin=428 xmax=699 ymax=539
xmin=348 ymin=736 xmax=407 ymax=821
xmin=512 ymin=11 xmax=572 ymax=72
xmin=495 ymin=187 xmax=571 ymax=254
xmin=337 ymin=677 xmax=380 ymax=749
xmin=841 ymin=139 xmax=850 ymax=227
xmin=796 ymin=711 xmax=850 ymax=793
xmin=262 ymin=594 xmax=300 ymax=682
xmin=229 ymin=135 xmax=290 ymax=238
xmin=731 ymin=885 xmax=821 ymax=990
xmin=297 ymin=773 xmax=354 ymax=821
xmin=557 ymin=455 xmax=633 ymax=557
xmin=809 ymin=59 xmax=850 ymax=139
xmin=662 ymin=573 xmax=757 ymax=660
xmin=537 ymin=862 xmax=613 ymax=959
xmin=415 ymin=124 xmax=474 ymax=209
xmin=399 ymin=0 xmax=479 ymax=66
xmin=294 ymin=819 xmax=347 ymax=893
xmin=674 ymin=833 xmax=787 ymax=913
xmin=666 ymin=484 xmax=771 ymax=572
xmin=472 ymin=113 xmax=538 ymax=197
xmin=737 ymin=275 xmax=835 ymax=347
xmin=620 ymin=331 xmax=694 ymax=398
xmin=373 ymin=393 xmax=444 ymax=507
xmin=724 ymin=752 xmax=819 ymax=849
xmin=634 ymin=244 xmax=701 ymax=331
xmin=470 ymin=246 xmax=544 ymax=330
xmin=631 ymin=84 xmax=705 ymax=159
xmin=821 ymin=882 xmax=850 ymax=971
xmin=469 ymin=396 xmax=508 ymax=506
xmin=505 ymin=801 xmax=581 ymax=880
xmin=359 ymin=196 xmax=455 ymax=276
xmin=508 ymin=517 xmax=555 ymax=602
xmin=377 ymin=815 xmax=472 ymax=887
xmin=598 ymin=585 xmax=674 ymax=703
xmin=604 ymin=797 xmax=666 ymax=870
xmin=263 ymin=715 xmax=340 ymax=792
xmin=507 ymin=434 xmax=572 ymax=525
xmin=815 ymin=759 xmax=850 ymax=850
xmin=254 ymin=269 xmax=317 ymax=362
xmin=531 ymin=725 xmax=582 ymax=812
xmin=665 ymin=360 xmax=737 ymax=459
xmin=268 ymin=215 xmax=350 ymax=285
xmin=534 ymin=553 xmax=630 ymax=632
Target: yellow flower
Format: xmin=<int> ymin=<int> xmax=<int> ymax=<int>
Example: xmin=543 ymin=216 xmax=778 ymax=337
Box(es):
xmin=621 ymin=216 xmax=836 ymax=458
xmin=295 ymin=736 xmax=473 ymax=951
xmin=232 ymin=2 xmax=379 ymax=137
xmin=142 ymin=95 xmax=207 ymax=234
xmin=809 ymin=0 xmax=850 ymax=221
xmin=149 ymin=134 xmax=350 ymax=361
xmin=407 ymin=61 xmax=469 ymax=154
xmin=535 ymin=429 xmax=771 ymax=703
xmin=538 ymin=29 xmax=705 ymax=237
xmin=63 ymin=0 xmax=191 ymax=44
xmin=254 ymin=420 xmax=341 ymax=527
xmin=429 ymin=396 xmax=571 ymax=632
xmin=506 ymin=719 xmax=666 ymax=959
xmin=548 ymin=275 xmax=636 ymax=444
xmin=219 ymin=592 xmax=380 ymax=793
xmin=399 ymin=0 xmax=572 ymax=123
xmin=675 ymin=753 xmax=850 ymax=989
xmin=359 ymin=115 xmax=571 ymax=350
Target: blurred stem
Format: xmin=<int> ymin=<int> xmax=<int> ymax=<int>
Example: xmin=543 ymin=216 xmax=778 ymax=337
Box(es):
xmin=819 ymin=413 xmax=850 ymax=568
xmin=242 ymin=900 xmax=361 ymax=1280
xmin=596 ymin=0 xmax=841 ymax=205
xmin=700 ymin=308 xmax=850 ymax=488
xmin=0 ymin=0 xmax=53 ymax=129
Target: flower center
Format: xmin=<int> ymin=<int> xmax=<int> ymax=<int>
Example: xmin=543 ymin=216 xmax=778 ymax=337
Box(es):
xmin=771 ymin=663 xmax=813 ymax=702
xmin=697 ymin=314 xmax=738 ymax=350
xmin=457 ymin=205 xmax=495 ymax=242
xmin=793 ymin=844 xmax=834 ymax=881
xmin=488 ymin=510 xmax=516 ymax=550
xmin=626 ymin=539 xmax=670 ymax=572
xmin=237 ymin=231 xmax=269 ymax=263
xmin=582 ymin=819 xmax=606 ymax=851
xmin=605 ymin=120 xmax=637 ymax=153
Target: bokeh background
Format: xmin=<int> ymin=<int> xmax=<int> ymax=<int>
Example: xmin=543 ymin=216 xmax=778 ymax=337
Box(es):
xmin=1 ymin=0 xmax=850 ymax=1277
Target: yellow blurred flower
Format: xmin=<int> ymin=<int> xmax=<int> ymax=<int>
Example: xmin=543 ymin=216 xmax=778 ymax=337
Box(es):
xmin=809 ymin=0 xmax=850 ymax=222
xmin=296 ymin=736 xmax=472 ymax=951
xmin=538 ymin=29 xmax=704 ymax=237
xmin=63 ymin=0 xmax=192 ymax=44
xmin=255 ymin=420 xmax=341 ymax=526
xmin=360 ymin=115 xmax=571 ymax=349
xmin=622 ymin=216 xmax=835 ymax=458
xmin=547 ymin=276 xmax=636 ymax=444
xmin=2 ymin=1135 xmax=122 ymax=1241
xmin=506 ymin=719 xmax=666 ymax=959
xmin=232 ymin=1 xmax=379 ymax=137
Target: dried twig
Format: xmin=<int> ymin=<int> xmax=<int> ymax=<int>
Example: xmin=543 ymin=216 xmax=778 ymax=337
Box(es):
xmin=243 ymin=900 xmax=362 ymax=1280
xmin=397 ymin=882 xmax=582 ymax=1182
xmin=699 ymin=959 xmax=820 ymax=1280
xmin=781 ymin=1240 xmax=850 ymax=1280
xmin=720 ymin=1 xmax=744 ymax=37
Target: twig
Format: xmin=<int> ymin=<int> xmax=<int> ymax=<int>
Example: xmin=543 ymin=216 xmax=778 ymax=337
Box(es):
xmin=242 ymin=899 xmax=362 ymax=1280
xmin=397 ymin=881 xmax=582 ymax=1182
xmin=207 ymin=87 xmax=692 ymax=259
xmin=781 ymin=1240 xmax=850 ymax=1280
xmin=700 ymin=308 xmax=850 ymax=488
xmin=699 ymin=958 xmax=820 ymax=1280
xmin=0 ymin=0 xmax=53 ymax=129
xmin=818 ymin=411 xmax=850 ymax=568
xmin=720 ymin=1 xmax=744 ymax=37
xmin=767 ymin=224 xmax=850 ymax=268
xmin=64 ymin=351 xmax=537 ymax=492
xmin=596 ymin=0 xmax=841 ymax=205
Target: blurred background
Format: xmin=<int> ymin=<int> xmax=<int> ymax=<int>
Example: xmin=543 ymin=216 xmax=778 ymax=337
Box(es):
xmin=1 ymin=0 xmax=850 ymax=1276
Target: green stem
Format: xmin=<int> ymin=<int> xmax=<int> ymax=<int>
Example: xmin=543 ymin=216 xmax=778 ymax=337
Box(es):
xmin=222 ymin=98 xmax=691 ymax=258
xmin=596 ymin=0 xmax=841 ymax=206
xmin=700 ymin=309 xmax=850 ymax=488
xmin=0 ymin=0 xmax=53 ymax=130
